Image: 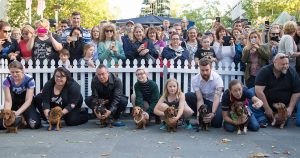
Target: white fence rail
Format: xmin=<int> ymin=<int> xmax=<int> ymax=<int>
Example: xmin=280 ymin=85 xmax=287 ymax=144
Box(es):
xmin=0 ymin=59 xmax=245 ymax=109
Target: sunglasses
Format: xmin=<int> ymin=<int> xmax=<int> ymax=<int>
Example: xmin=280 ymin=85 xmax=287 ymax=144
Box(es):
xmin=3 ymin=30 xmax=11 ymax=33
xmin=169 ymin=31 xmax=175 ymax=34
xmin=105 ymin=30 xmax=114 ymax=33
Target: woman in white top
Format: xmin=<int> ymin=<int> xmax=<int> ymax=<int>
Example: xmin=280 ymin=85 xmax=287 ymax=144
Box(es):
xmin=213 ymin=25 xmax=235 ymax=69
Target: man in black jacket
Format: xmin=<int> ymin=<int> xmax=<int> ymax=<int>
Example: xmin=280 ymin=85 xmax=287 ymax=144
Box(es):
xmin=85 ymin=64 xmax=128 ymax=120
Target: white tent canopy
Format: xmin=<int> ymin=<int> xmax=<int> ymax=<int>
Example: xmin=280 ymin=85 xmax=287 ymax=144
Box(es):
xmin=272 ymin=11 xmax=296 ymax=25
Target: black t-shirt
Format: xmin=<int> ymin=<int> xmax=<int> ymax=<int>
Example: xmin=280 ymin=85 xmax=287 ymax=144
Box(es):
xmin=0 ymin=38 xmax=20 ymax=59
xmin=255 ymin=64 xmax=300 ymax=107
xmin=222 ymin=86 xmax=253 ymax=111
xmin=32 ymin=34 xmax=62 ymax=62
xmin=194 ymin=48 xmax=216 ymax=60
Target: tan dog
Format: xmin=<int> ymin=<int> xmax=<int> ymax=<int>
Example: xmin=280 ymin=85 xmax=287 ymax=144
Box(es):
xmin=48 ymin=106 xmax=63 ymax=131
xmin=164 ymin=106 xmax=178 ymax=132
xmin=0 ymin=109 xmax=26 ymax=133
xmin=132 ymin=106 xmax=149 ymax=129
xmin=231 ymin=101 xmax=249 ymax=135
xmin=272 ymin=103 xmax=288 ymax=129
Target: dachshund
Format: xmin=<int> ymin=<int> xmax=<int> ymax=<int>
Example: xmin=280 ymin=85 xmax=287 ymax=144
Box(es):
xmin=94 ymin=99 xmax=112 ymax=128
xmin=231 ymin=101 xmax=249 ymax=135
xmin=272 ymin=102 xmax=288 ymax=129
xmin=0 ymin=109 xmax=26 ymax=133
xmin=48 ymin=106 xmax=63 ymax=131
xmin=164 ymin=105 xmax=178 ymax=132
xmin=197 ymin=104 xmax=210 ymax=132
xmin=132 ymin=106 xmax=149 ymax=129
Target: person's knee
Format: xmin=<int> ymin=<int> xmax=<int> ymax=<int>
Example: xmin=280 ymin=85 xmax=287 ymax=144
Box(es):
xmin=223 ymin=123 xmax=235 ymax=132
xmin=85 ymin=96 xmax=94 ymax=109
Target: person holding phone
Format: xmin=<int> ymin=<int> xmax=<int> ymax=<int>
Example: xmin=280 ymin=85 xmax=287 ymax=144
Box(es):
xmin=213 ymin=25 xmax=235 ymax=69
xmin=242 ymin=31 xmax=270 ymax=88
xmin=98 ymin=23 xmax=125 ymax=67
xmin=64 ymin=27 xmax=85 ymax=63
xmin=125 ymin=24 xmax=158 ymax=66
xmin=0 ymin=21 xmax=20 ymax=62
xmin=267 ymin=28 xmax=282 ymax=62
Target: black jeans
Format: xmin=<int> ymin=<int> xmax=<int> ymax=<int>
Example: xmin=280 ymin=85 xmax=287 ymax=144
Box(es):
xmin=185 ymin=92 xmax=223 ymax=128
xmin=34 ymin=93 xmax=89 ymax=126
xmin=0 ymin=103 xmax=42 ymax=130
xmin=85 ymin=95 xmax=128 ymax=120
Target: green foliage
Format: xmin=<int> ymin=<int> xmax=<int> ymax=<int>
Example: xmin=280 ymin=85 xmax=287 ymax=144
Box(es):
xmin=177 ymin=0 xmax=233 ymax=33
xmin=242 ymin=0 xmax=300 ymax=24
xmin=7 ymin=0 xmax=113 ymax=29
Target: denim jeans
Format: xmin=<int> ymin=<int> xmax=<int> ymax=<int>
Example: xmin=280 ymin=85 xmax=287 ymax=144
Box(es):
xmin=185 ymin=92 xmax=223 ymax=128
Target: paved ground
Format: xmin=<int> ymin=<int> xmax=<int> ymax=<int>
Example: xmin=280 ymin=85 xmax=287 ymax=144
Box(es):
xmin=0 ymin=118 xmax=299 ymax=158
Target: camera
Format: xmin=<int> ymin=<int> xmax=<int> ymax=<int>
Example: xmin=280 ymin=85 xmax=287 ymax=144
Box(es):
xmin=270 ymin=36 xmax=280 ymax=42
xmin=215 ymin=17 xmax=220 ymax=22
xmin=250 ymin=38 xmax=256 ymax=44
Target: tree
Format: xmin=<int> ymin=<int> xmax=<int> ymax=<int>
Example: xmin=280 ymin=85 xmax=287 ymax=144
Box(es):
xmin=242 ymin=0 xmax=300 ymax=26
xmin=177 ymin=0 xmax=223 ymax=33
xmin=7 ymin=0 xmax=114 ymax=28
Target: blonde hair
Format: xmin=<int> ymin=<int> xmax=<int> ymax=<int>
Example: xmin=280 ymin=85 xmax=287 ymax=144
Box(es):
xmin=100 ymin=23 xmax=116 ymax=42
xmin=246 ymin=31 xmax=262 ymax=48
xmin=283 ymin=21 xmax=297 ymax=35
xmin=136 ymin=68 xmax=148 ymax=75
xmin=162 ymin=78 xmax=182 ymax=100
xmin=35 ymin=19 xmax=50 ymax=29
xmin=132 ymin=23 xmax=145 ymax=42
xmin=8 ymin=60 xmax=24 ymax=70
xmin=21 ymin=25 xmax=35 ymax=34
xmin=83 ymin=43 xmax=95 ymax=57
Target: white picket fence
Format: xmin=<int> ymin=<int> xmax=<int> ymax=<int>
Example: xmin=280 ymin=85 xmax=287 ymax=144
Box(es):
xmin=0 ymin=59 xmax=245 ymax=110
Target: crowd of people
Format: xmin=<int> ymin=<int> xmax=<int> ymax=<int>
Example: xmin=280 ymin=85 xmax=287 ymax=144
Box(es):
xmin=1 ymin=11 xmax=300 ymax=132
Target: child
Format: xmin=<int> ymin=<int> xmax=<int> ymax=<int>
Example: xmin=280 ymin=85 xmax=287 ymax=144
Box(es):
xmin=154 ymin=78 xmax=194 ymax=130
xmin=194 ymin=35 xmax=217 ymax=65
xmin=59 ymin=49 xmax=71 ymax=68
xmin=82 ymin=44 xmax=96 ymax=68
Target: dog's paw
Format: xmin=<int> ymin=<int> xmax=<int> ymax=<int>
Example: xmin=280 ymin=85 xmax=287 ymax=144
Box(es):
xmin=237 ymin=130 xmax=242 ymax=135
xmin=243 ymin=127 xmax=247 ymax=134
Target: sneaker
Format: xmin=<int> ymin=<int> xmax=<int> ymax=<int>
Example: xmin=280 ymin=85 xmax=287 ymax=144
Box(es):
xmin=260 ymin=122 xmax=268 ymax=128
xmin=184 ymin=123 xmax=193 ymax=130
xmin=159 ymin=122 xmax=167 ymax=130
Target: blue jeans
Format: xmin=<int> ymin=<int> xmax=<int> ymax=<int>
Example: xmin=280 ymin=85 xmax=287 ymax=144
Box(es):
xmin=185 ymin=92 xmax=223 ymax=128
xmin=248 ymin=88 xmax=268 ymax=125
xmin=223 ymin=106 xmax=259 ymax=132
xmin=296 ymin=101 xmax=300 ymax=126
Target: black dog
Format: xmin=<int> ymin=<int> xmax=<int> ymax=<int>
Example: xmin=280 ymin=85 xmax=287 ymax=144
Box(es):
xmin=93 ymin=99 xmax=112 ymax=128
xmin=197 ymin=104 xmax=210 ymax=132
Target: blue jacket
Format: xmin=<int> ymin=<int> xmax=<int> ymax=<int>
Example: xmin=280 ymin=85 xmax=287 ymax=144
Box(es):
xmin=162 ymin=45 xmax=189 ymax=64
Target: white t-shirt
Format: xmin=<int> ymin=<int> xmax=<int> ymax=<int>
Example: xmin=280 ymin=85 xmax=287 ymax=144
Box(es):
xmin=191 ymin=70 xmax=224 ymax=102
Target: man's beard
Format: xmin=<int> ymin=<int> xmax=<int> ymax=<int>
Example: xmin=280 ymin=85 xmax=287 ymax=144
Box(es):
xmin=282 ymin=69 xmax=287 ymax=74
xmin=201 ymin=74 xmax=210 ymax=80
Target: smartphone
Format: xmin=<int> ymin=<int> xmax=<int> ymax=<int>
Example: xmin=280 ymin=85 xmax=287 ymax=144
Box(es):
xmin=265 ymin=21 xmax=270 ymax=25
xmin=215 ymin=17 xmax=220 ymax=22
xmin=223 ymin=36 xmax=231 ymax=46
xmin=270 ymin=36 xmax=280 ymax=42
xmin=143 ymin=41 xmax=148 ymax=48
xmin=247 ymin=21 xmax=252 ymax=26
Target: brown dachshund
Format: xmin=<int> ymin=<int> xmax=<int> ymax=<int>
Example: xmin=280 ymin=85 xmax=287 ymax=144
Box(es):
xmin=231 ymin=101 xmax=249 ymax=135
xmin=272 ymin=103 xmax=288 ymax=129
xmin=197 ymin=104 xmax=210 ymax=131
xmin=94 ymin=99 xmax=112 ymax=128
xmin=164 ymin=106 xmax=178 ymax=132
xmin=0 ymin=109 xmax=26 ymax=133
xmin=132 ymin=106 xmax=149 ymax=129
xmin=48 ymin=106 xmax=63 ymax=131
